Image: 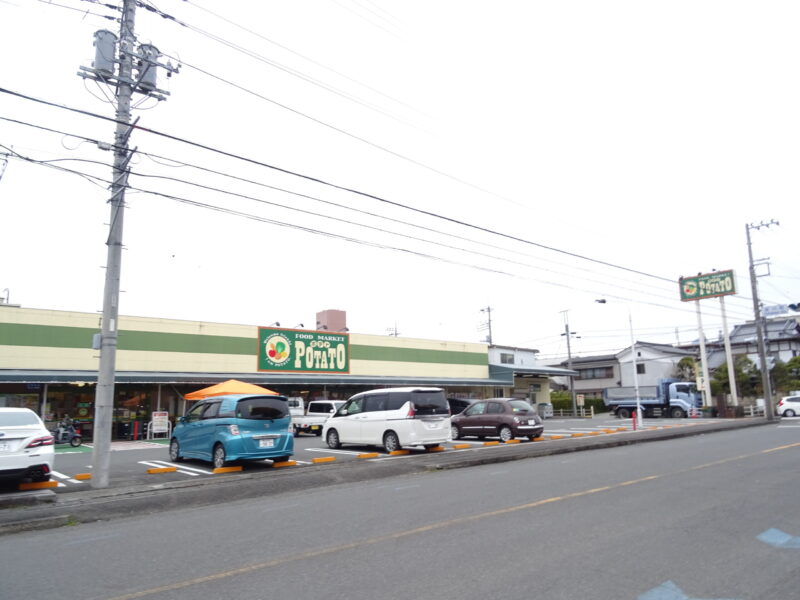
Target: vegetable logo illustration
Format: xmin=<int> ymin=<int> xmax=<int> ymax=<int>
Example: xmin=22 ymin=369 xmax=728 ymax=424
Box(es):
xmin=264 ymin=333 xmax=291 ymax=366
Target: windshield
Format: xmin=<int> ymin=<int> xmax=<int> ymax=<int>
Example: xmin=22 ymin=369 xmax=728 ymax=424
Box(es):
xmin=411 ymin=390 xmax=448 ymax=415
xmin=235 ymin=397 xmax=289 ymax=420
xmin=0 ymin=411 xmax=41 ymax=426
xmin=509 ymin=400 xmax=533 ymax=413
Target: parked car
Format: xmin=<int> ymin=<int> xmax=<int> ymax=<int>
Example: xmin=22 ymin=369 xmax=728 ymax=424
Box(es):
xmin=0 ymin=407 xmax=54 ymax=483
xmin=450 ymin=398 xmax=544 ymax=442
xmin=447 ymin=397 xmax=474 ymax=415
xmin=323 ymin=387 xmax=451 ymax=452
xmin=293 ymin=399 xmax=345 ymax=436
xmin=169 ymin=394 xmax=294 ymax=468
xmin=776 ymin=395 xmax=800 ymax=417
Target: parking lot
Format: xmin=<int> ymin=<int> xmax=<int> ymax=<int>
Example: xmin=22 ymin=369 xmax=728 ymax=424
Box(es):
xmin=6 ymin=414 xmax=742 ymax=494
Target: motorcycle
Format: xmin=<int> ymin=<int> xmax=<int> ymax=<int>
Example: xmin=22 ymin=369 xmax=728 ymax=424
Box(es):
xmin=51 ymin=420 xmax=83 ymax=447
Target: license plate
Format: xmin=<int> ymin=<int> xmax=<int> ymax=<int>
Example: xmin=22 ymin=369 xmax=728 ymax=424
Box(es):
xmin=311 ymin=425 xmax=320 ymax=430
xmin=258 ymin=439 xmax=275 ymax=448
xmin=528 ymin=419 xmax=537 ymax=425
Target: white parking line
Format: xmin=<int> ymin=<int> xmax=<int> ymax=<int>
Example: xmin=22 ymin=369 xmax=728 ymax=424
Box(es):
xmin=304 ymin=447 xmax=365 ymax=456
xmin=51 ymin=470 xmax=82 ymax=484
xmin=138 ymin=460 xmax=201 ymax=476
xmin=148 ymin=460 xmax=214 ymax=474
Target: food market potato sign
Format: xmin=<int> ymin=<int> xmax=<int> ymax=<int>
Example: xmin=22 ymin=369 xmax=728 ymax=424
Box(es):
xmin=679 ymin=270 xmax=736 ymax=302
xmin=257 ymin=328 xmax=349 ymax=373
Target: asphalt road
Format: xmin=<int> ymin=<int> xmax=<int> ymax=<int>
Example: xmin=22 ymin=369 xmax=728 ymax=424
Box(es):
xmin=1 ymin=415 xmax=728 ymax=494
xmin=1 ymin=420 xmax=798 ymax=600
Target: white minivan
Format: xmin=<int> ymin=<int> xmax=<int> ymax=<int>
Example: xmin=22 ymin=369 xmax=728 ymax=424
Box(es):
xmin=322 ymin=387 xmax=451 ymax=452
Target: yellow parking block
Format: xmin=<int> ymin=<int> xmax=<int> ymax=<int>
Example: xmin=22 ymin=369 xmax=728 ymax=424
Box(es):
xmin=451 ymin=444 xmax=471 ymax=449
xmin=212 ymin=466 xmax=243 ymax=474
xmin=272 ymin=460 xmax=297 ymax=468
xmin=571 ymin=433 xmax=584 ymax=438
xmin=602 ymin=429 xmax=616 ymax=434
xmin=389 ymin=449 xmax=410 ymax=456
xmin=426 ymin=446 xmax=445 ymax=452
xmin=616 ymin=427 xmax=627 ymax=431
xmin=74 ymin=473 xmax=92 ymax=480
xmin=504 ymin=439 xmax=521 ymax=444
xmin=483 ymin=441 xmax=500 ymax=446
xmin=588 ymin=431 xmax=602 ymax=436
xmin=147 ymin=467 xmax=177 ymax=474
xmin=311 ymin=456 xmax=336 ymax=464
xmin=19 ymin=480 xmax=58 ymax=490
xmin=357 ymin=452 xmax=380 ymax=459
xmin=549 ymin=435 xmax=564 ymax=440
xmin=532 ymin=436 xmax=544 ymax=442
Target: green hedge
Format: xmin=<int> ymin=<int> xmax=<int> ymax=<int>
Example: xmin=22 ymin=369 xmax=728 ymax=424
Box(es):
xmin=550 ymin=391 xmax=608 ymax=414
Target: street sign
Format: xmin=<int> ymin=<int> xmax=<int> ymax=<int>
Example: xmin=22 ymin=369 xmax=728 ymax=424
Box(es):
xmin=257 ymin=327 xmax=349 ymax=373
xmin=679 ymin=270 xmax=736 ymax=302
xmin=762 ymin=304 xmax=788 ymax=317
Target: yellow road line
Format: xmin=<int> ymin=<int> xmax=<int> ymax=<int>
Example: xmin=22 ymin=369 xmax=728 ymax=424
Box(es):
xmin=104 ymin=441 xmax=799 ymax=600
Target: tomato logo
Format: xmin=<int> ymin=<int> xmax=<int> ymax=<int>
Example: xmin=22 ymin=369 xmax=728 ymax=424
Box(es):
xmin=264 ymin=334 xmax=291 ymax=366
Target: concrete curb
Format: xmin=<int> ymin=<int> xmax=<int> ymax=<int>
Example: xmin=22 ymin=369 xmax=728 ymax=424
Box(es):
xmin=0 ymin=418 xmax=770 ymax=536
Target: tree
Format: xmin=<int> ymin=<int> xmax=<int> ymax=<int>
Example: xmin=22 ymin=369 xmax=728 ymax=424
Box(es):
xmin=675 ymin=357 xmax=696 ymax=381
xmin=772 ymin=356 xmax=800 ymax=394
xmin=711 ymin=355 xmax=759 ymax=397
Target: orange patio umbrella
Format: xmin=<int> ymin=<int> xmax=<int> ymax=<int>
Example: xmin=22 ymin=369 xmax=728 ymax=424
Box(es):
xmin=184 ymin=379 xmax=279 ymax=400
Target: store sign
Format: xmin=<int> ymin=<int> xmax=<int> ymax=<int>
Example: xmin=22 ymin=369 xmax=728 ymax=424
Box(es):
xmin=257 ymin=327 xmax=349 ymax=373
xmin=152 ymin=411 xmax=170 ymax=434
xmin=679 ymin=270 xmax=736 ymax=302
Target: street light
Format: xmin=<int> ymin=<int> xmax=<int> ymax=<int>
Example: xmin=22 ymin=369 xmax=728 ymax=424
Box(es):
xmin=596 ymin=299 xmax=642 ymax=429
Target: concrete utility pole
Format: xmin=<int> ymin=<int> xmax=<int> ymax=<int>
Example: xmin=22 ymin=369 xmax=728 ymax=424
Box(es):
xmin=91 ymin=0 xmax=137 ymax=489
xmin=561 ymin=310 xmax=577 ymax=417
xmin=746 ymin=220 xmax=779 ymax=422
xmin=78 ymin=0 xmax=177 ymax=488
xmin=480 ymin=306 xmax=493 ymax=344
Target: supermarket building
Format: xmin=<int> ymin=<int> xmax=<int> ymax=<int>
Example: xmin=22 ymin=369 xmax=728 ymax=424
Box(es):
xmin=0 ymin=305 xmax=570 ymax=439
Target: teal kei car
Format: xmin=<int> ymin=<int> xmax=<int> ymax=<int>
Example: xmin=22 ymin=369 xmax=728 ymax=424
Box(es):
xmin=169 ymin=394 xmax=294 ymax=468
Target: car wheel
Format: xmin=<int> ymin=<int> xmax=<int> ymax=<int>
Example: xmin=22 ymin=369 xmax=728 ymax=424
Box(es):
xmin=618 ymin=408 xmax=631 ymax=419
xmin=498 ymin=426 xmax=513 ymax=442
xmin=169 ymin=438 xmax=183 ymax=462
xmin=212 ymin=443 xmax=227 ymax=469
xmin=785 ymin=409 xmax=796 ymax=417
xmin=670 ymin=407 xmax=686 ymax=418
xmin=326 ymin=429 xmax=341 ymax=449
xmin=383 ymin=431 xmax=400 ymax=453
xmin=69 ymin=436 xmax=82 ymax=447
xmin=450 ymin=424 xmax=460 ymax=440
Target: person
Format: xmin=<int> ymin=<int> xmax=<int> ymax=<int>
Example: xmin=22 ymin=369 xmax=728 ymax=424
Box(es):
xmin=56 ymin=415 xmax=74 ymax=443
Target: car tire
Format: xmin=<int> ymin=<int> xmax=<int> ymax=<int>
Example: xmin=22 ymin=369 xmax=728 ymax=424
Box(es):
xmin=169 ymin=438 xmax=184 ymax=462
xmin=498 ymin=426 xmax=513 ymax=442
xmin=383 ymin=431 xmax=401 ymax=453
xmin=326 ymin=429 xmax=341 ymax=449
xmin=450 ymin=424 xmax=461 ymax=440
xmin=212 ymin=443 xmax=227 ymax=469
xmin=785 ymin=409 xmax=796 ymax=417
xmin=618 ymin=408 xmax=631 ymax=419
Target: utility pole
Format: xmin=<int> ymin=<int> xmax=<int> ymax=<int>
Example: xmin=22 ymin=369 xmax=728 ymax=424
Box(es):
xmin=479 ymin=306 xmax=493 ymax=344
xmin=561 ymin=310 xmax=578 ymax=417
xmin=79 ymin=0 xmax=177 ymax=488
xmin=746 ymin=220 xmax=779 ymax=422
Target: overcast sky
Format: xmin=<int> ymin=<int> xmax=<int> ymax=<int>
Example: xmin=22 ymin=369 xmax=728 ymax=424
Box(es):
xmin=1 ymin=0 xmax=798 ymax=362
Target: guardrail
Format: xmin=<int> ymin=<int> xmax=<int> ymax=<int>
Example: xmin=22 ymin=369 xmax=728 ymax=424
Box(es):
xmin=550 ymin=407 xmax=597 ymax=419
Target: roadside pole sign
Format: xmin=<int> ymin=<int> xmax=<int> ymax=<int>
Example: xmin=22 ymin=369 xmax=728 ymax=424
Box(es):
xmin=679 ymin=270 xmax=736 ymax=302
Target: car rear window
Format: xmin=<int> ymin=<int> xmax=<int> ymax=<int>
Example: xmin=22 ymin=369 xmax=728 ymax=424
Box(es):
xmin=0 ymin=411 xmax=41 ymax=426
xmin=509 ymin=400 xmax=533 ymax=413
xmin=234 ymin=397 xmax=289 ymax=420
xmin=308 ymin=402 xmax=336 ymax=413
xmin=411 ymin=390 xmax=448 ymax=415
